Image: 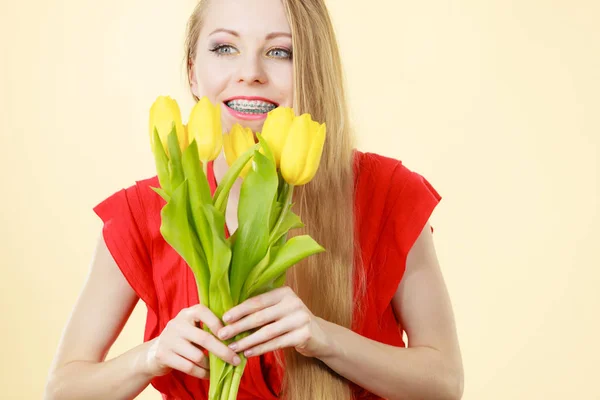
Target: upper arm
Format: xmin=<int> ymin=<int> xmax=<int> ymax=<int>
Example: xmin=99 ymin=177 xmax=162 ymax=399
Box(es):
xmin=391 ymin=222 xmax=462 ymax=366
xmin=49 ymin=232 xmax=140 ymax=372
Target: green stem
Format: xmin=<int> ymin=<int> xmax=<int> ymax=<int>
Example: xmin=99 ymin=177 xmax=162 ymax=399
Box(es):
xmin=213 ymin=176 xmax=234 ymax=214
xmin=227 ymin=355 xmax=248 ymax=400
xmin=204 ymin=325 xmax=225 ymax=400
xmin=268 ymin=183 xmax=294 ymax=244
xmin=220 ymin=370 xmax=233 ymax=400
xmin=207 ymin=330 xmax=248 ymax=400
xmin=213 ymin=145 xmax=259 ymax=212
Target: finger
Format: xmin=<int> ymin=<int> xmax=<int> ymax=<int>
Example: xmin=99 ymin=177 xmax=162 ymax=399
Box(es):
xmin=243 ymin=328 xmax=307 ymax=358
xmin=218 ymin=301 xmax=293 ymax=341
xmin=223 ymin=287 xmax=290 ymax=324
xmin=166 ymin=350 xmax=210 ymax=380
xmin=171 ymin=337 xmax=209 ymax=369
xmin=185 ymin=304 xmax=224 ymax=335
xmin=230 ymin=315 xmax=299 ymax=353
xmin=180 ymin=323 xmax=241 ymax=366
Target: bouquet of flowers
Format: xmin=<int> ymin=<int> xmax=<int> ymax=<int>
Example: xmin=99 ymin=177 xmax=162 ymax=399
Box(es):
xmin=147 ymin=95 xmax=327 ymax=400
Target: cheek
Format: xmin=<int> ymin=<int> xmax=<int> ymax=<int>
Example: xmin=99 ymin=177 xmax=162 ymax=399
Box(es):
xmin=269 ymin=65 xmax=294 ymax=106
xmin=194 ymin=61 xmax=230 ymax=101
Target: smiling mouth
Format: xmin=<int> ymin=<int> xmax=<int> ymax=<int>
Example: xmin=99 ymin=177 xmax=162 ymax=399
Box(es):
xmin=224 ymin=98 xmax=278 ymax=114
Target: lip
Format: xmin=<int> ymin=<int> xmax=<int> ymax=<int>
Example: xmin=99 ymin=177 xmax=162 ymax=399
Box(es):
xmin=223 ymin=96 xmax=279 ymax=121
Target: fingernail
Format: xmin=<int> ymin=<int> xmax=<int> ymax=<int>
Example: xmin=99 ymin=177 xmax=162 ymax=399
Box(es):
xmin=229 ymin=343 xmax=238 ymax=351
xmin=233 ymin=356 xmax=241 ymax=366
xmin=223 ymin=314 xmax=231 ymax=322
xmin=244 ymin=350 xmax=253 ymax=357
xmin=218 ymin=329 xmax=229 ymax=339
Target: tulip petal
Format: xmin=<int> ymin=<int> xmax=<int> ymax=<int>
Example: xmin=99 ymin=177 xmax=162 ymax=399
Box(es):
xmin=223 ymin=133 xmax=235 ymax=167
xmin=189 ymin=96 xmax=223 ymax=162
xmin=169 ymin=101 xmax=186 ymax=152
xmin=261 ymin=107 xmax=294 ymax=167
xmin=223 ymin=124 xmax=256 ymax=178
xmin=149 ymin=96 xmax=184 ymax=156
xmin=210 ymin=104 xmax=223 ymax=160
xmin=296 ymin=122 xmax=326 ymax=185
xmin=281 ymin=114 xmax=311 ymax=185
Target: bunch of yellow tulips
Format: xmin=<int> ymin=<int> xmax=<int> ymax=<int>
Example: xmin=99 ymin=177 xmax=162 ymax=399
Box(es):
xmin=149 ymin=96 xmax=326 ymax=186
xmin=147 ymin=95 xmax=326 ymax=400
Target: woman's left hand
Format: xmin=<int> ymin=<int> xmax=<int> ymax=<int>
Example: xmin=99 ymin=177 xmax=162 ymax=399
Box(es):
xmin=216 ymin=286 xmax=336 ymax=360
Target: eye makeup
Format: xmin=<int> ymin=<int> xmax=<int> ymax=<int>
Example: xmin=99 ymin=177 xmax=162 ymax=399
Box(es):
xmin=208 ymin=43 xmax=292 ymax=59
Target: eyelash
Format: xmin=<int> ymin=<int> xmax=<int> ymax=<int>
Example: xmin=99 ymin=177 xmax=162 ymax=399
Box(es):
xmin=209 ymin=44 xmax=293 ymax=59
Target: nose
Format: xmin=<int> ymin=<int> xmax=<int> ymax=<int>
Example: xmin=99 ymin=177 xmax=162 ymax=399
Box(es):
xmin=234 ymin=52 xmax=268 ymax=85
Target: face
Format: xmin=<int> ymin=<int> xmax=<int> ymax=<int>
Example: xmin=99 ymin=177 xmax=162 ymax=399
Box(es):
xmin=190 ymin=0 xmax=294 ymax=133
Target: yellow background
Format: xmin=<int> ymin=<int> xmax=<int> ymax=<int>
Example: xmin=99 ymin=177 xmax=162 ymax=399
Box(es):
xmin=1 ymin=0 xmax=598 ymax=398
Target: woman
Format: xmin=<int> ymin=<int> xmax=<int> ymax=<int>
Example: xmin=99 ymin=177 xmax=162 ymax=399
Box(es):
xmin=45 ymin=0 xmax=464 ymax=399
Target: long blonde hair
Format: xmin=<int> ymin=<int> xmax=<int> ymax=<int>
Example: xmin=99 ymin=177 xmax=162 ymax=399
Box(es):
xmin=184 ymin=1 xmax=366 ymax=398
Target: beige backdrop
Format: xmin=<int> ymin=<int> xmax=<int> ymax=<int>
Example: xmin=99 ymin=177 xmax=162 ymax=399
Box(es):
xmin=1 ymin=0 xmax=598 ymax=399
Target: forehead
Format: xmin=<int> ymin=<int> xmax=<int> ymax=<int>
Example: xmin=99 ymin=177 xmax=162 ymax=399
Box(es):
xmin=201 ymin=0 xmax=291 ymax=36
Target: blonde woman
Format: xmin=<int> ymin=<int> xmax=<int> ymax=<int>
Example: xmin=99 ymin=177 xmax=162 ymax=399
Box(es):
xmin=45 ymin=0 xmax=463 ymax=399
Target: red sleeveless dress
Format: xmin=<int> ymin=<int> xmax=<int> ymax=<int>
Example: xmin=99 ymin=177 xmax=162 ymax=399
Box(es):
xmin=93 ymin=150 xmax=441 ymax=399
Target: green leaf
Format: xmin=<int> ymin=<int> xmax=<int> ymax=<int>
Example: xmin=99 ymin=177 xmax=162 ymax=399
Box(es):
xmin=256 ymin=132 xmax=275 ymax=164
xmin=159 ymin=180 xmax=210 ymax=306
xmin=269 ymin=200 xmax=282 ymax=232
xmin=276 ymin=171 xmax=286 ymax=202
xmin=181 ymin=140 xmax=214 ymax=264
xmin=167 ymin=125 xmax=184 ymax=189
xmin=267 ymin=183 xmax=294 ymax=244
xmin=273 ymin=270 xmax=287 ymax=288
xmin=150 ymin=186 xmax=170 ymax=203
xmin=152 ymin=128 xmax=171 ymax=194
xmin=228 ymin=150 xmax=279 ymax=304
xmin=202 ymin=203 xmax=233 ymax=318
xmin=213 ymin=143 xmax=260 ymax=213
xmin=251 ymin=268 xmax=287 ymax=297
xmin=182 ymin=140 xmax=212 ymax=205
xmin=246 ymin=235 xmax=324 ymax=297
xmin=226 ymin=229 xmax=238 ymax=247
xmin=239 ymin=246 xmax=276 ymax=303
xmin=270 ymin=210 xmax=304 ymax=246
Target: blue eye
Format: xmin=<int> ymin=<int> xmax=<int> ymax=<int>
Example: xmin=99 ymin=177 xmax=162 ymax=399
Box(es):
xmin=209 ymin=44 xmax=292 ymax=59
xmin=267 ymin=48 xmax=292 ymax=59
xmin=210 ymin=44 xmax=238 ymax=56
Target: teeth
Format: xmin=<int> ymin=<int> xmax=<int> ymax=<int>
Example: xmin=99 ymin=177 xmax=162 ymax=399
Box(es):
xmin=227 ymin=99 xmax=277 ymax=114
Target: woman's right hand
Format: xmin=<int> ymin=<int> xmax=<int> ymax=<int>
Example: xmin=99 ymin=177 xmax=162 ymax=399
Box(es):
xmin=143 ymin=304 xmax=241 ymax=380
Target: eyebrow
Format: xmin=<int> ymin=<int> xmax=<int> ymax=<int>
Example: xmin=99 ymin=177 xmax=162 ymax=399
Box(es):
xmin=209 ymin=28 xmax=291 ymax=40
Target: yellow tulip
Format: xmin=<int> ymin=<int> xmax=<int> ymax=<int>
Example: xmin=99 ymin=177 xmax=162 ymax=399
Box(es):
xmin=260 ymin=106 xmax=295 ymax=167
xmin=280 ymin=114 xmax=326 ymax=186
xmin=223 ymin=124 xmax=256 ymax=178
xmin=188 ymin=96 xmax=223 ymax=162
xmin=148 ymin=96 xmax=186 ymax=156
